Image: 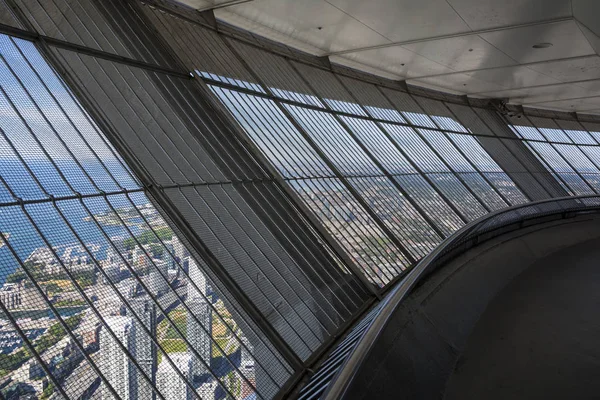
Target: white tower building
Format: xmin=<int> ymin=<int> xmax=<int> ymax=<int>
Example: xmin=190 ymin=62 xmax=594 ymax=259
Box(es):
xmin=156 ymin=352 xmax=194 ymax=400
xmin=99 ymin=316 xmax=137 ymax=400
xmin=186 ymin=257 xmax=212 ymax=380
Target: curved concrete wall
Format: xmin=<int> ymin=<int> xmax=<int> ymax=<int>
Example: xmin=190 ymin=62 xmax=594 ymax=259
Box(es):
xmin=343 ymin=213 xmax=600 ymax=399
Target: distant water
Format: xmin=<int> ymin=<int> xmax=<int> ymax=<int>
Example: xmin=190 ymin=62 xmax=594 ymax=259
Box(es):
xmin=0 ymin=158 xmax=146 ymax=285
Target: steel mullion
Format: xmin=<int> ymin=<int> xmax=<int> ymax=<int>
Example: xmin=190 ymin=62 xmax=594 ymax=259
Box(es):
xmin=528 ymin=117 xmax=598 ymax=194
xmin=289 ymin=78 xmax=430 ymax=261
xmin=521 ymin=117 xmax=596 ymax=195
xmin=280 ymin=62 xmax=418 ymax=268
xmin=437 ymin=102 xmax=513 ymax=206
xmin=419 ymin=128 xmax=501 ymax=211
xmin=381 ymin=128 xmax=473 ymax=224
xmin=346 ymin=176 xmax=435 ymax=259
xmin=172 ymin=185 xmax=318 ymax=354
xmin=223 ymin=88 xmax=327 ymax=180
xmin=0 ymin=21 xmax=191 ymax=79
xmin=219 ymin=38 xmax=389 ymax=294
xmin=211 ymin=89 xmax=373 ymax=304
xmin=552 ymin=123 xmax=600 ymax=189
xmin=452 ymin=108 xmax=535 ymax=202
xmin=204 ymin=76 xmax=600 ymax=149
xmin=280 ymin=102 xmax=414 ymax=275
xmin=497 ymin=135 xmax=557 ymax=198
xmin=83 ymin=194 xmax=248 ymax=399
xmin=237 ymin=182 xmax=362 ymax=315
xmin=199 ymin=182 xmax=337 ymax=337
xmin=325 ymin=110 xmax=433 ymax=261
xmin=300 ymin=178 xmax=401 ymax=284
xmin=38 ymin=24 xmax=307 ymax=377
xmin=181 ymin=184 xmax=331 ymax=345
xmin=290 ymin=178 xmax=397 ymax=284
xmin=522 ymin=139 xmax=576 ymax=194
xmin=124 ymin=192 xmax=287 ymax=391
xmin=505 ymin=119 xmax=584 ymax=194
xmin=332 ymin=76 xmax=451 ymax=239
xmin=577 ymin=119 xmax=600 ymax=146
xmin=401 ymin=96 xmax=493 ymax=214
xmin=374 ymin=86 xmax=471 ymax=224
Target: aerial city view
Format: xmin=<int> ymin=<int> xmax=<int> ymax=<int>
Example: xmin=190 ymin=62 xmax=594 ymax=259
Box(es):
xmin=0 ymin=202 xmax=255 ymax=399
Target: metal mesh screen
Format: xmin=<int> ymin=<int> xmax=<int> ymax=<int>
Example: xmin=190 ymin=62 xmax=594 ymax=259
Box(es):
xmin=3 ymin=0 xmax=600 ymax=398
xmin=0 ymin=32 xmax=294 ymax=400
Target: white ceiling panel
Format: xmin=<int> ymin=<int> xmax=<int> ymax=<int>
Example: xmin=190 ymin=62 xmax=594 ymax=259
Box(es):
xmin=329 ymin=55 xmax=403 ymax=80
xmin=482 ymin=83 xmax=594 ymax=104
xmin=174 ymin=0 xmax=600 ymax=115
xmin=531 ymin=96 xmax=600 ymax=111
xmin=217 ymin=0 xmax=390 ymax=53
xmin=402 ymin=35 xmax=517 ymax=72
xmin=447 ymin=0 xmax=572 ymax=31
xmin=526 ymin=56 xmax=600 ymax=82
xmin=216 ymin=9 xmax=327 ymax=54
xmin=479 ymin=20 xmax=595 ymax=64
xmin=466 ymin=66 xmax=561 ymax=90
xmin=346 ymin=46 xmax=455 ymax=78
xmin=324 ymin=0 xmax=469 ymax=42
xmin=410 ymin=73 xmax=506 ymax=94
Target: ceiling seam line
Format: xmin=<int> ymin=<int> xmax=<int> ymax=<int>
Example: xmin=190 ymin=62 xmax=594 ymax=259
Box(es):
xmin=404 ymin=54 xmax=599 ymax=80
xmin=469 ymin=77 xmax=600 ymax=96
xmin=326 ymin=16 xmax=575 ymax=56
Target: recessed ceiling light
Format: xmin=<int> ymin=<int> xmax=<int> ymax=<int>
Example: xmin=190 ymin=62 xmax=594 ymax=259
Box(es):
xmin=532 ymin=42 xmax=553 ymax=49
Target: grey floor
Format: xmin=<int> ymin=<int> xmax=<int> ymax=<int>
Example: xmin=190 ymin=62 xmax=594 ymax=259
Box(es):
xmin=444 ymin=238 xmax=600 ymax=400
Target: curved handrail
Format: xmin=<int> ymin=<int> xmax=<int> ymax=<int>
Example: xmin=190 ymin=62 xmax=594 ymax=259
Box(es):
xmin=319 ymin=195 xmax=600 ymax=400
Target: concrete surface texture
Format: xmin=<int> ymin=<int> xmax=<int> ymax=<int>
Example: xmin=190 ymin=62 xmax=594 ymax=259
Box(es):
xmin=444 ymin=236 xmax=600 ymax=400
xmin=342 ymin=214 xmax=600 ymax=400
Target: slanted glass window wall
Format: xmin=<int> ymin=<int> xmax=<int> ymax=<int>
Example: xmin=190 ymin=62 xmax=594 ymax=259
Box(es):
xmin=0 ymin=34 xmax=288 ymax=400
xmin=509 ymin=116 xmax=600 ymax=196
xmin=201 ymin=34 xmax=529 ymax=287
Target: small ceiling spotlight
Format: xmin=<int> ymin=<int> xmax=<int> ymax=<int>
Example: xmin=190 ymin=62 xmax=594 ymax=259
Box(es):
xmin=532 ymin=42 xmax=553 ymax=49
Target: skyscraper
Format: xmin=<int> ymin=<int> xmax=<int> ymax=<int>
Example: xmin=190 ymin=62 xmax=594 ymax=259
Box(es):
xmin=171 ymin=236 xmax=188 ymax=265
xmin=128 ymin=297 xmax=157 ymax=400
xmin=99 ymin=316 xmax=137 ymax=400
xmin=148 ymin=260 xmax=169 ymax=297
xmin=186 ymin=257 xmax=212 ymax=380
xmin=156 ymin=352 xmax=194 ymax=400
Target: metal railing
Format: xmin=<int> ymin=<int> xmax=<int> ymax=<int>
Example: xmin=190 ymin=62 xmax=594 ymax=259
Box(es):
xmin=297 ymin=194 xmax=600 ymax=400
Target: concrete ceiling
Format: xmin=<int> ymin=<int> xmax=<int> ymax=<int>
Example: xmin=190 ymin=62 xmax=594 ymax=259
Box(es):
xmin=176 ymin=0 xmax=600 ymax=115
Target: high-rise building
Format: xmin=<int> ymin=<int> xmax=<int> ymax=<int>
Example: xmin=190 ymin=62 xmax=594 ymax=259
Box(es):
xmin=156 ymin=352 xmax=194 ymax=400
xmin=128 ymin=297 xmax=157 ymax=400
xmin=99 ymin=316 xmax=137 ymax=400
xmin=148 ymin=259 xmax=168 ymax=297
xmin=186 ymin=257 xmax=212 ymax=380
xmin=172 ymin=236 xmax=188 ymax=265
